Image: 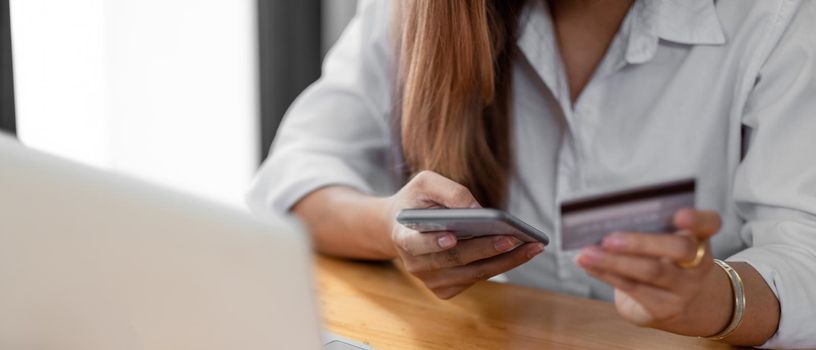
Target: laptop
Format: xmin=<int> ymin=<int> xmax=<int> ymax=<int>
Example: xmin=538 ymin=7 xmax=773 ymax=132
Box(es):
xmin=0 ymin=133 xmax=367 ymax=349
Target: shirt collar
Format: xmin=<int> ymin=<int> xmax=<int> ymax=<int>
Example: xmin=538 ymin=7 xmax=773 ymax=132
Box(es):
xmin=516 ymin=0 xmax=571 ymax=112
xmin=625 ymin=0 xmax=727 ymax=63
xmin=517 ymin=0 xmax=728 ymax=69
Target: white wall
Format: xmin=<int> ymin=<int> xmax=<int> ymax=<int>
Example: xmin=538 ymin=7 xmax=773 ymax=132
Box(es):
xmin=10 ymin=0 xmax=258 ymax=207
xmin=10 ymin=0 xmax=108 ymax=167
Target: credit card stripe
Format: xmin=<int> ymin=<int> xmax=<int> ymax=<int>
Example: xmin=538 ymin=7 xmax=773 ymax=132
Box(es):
xmin=562 ymin=198 xmax=663 ymax=227
xmin=561 ymin=178 xmax=695 ymax=213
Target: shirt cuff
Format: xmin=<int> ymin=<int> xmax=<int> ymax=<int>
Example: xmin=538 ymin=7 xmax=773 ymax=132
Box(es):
xmin=728 ymin=242 xmax=816 ymax=349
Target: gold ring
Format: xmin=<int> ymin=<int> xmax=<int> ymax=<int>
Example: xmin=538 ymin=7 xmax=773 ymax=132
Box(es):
xmin=678 ymin=239 xmax=706 ymax=269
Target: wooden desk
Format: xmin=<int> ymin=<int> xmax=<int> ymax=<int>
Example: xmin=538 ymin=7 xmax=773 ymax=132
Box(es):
xmin=315 ymin=256 xmax=736 ymax=350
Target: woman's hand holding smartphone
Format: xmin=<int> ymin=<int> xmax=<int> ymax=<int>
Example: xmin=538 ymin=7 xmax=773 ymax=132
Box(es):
xmin=385 ymin=171 xmax=546 ymax=299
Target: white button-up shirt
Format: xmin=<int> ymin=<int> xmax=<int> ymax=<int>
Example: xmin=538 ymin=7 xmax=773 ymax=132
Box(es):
xmin=248 ymin=0 xmax=816 ymax=347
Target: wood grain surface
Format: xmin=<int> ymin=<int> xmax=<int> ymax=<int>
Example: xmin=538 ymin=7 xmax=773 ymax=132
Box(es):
xmin=315 ymin=255 xmax=736 ymax=350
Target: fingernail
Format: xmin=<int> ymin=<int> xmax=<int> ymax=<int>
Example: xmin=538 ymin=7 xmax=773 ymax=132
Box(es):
xmin=675 ymin=208 xmax=694 ymax=225
xmin=494 ymin=237 xmax=514 ymax=252
xmin=603 ymin=235 xmax=626 ymax=250
xmin=578 ymin=247 xmax=603 ymax=265
xmin=526 ymin=243 xmax=545 ymax=258
xmin=469 ymin=203 xmax=482 ymax=209
xmin=677 ymin=229 xmax=694 ymax=237
xmin=437 ymin=235 xmax=455 ymax=249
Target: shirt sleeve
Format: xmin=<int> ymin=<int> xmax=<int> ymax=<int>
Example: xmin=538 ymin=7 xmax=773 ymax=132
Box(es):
xmin=727 ymin=2 xmax=816 ymax=348
xmin=246 ymin=0 xmax=399 ymax=217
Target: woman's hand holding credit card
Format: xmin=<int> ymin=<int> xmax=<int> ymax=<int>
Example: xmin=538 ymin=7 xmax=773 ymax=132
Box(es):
xmin=567 ymin=178 xmax=731 ymax=337
xmin=560 ymin=179 xmax=696 ymax=251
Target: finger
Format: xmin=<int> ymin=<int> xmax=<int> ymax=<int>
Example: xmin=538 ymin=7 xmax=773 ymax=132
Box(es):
xmin=409 ymin=170 xmax=481 ymax=209
xmin=673 ymin=209 xmax=721 ymax=239
xmin=430 ymin=285 xmax=471 ymax=300
xmin=425 ymin=243 xmax=544 ymax=289
xmin=404 ymin=235 xmax=522 ymax=273
xmin=576 ymin=246 xmax=681 ymax=288
xmin=584 ymin=267 xmax=683 ymax=325
xmin=583 ymin=266 xmax=637 ymax=292
xmin=395 ymin=229 xmax=458 ymax=256
xmin=601 ymin=232 xmax=699 ymax=262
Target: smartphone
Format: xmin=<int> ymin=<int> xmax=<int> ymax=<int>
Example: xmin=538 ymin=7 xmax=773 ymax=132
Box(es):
xmin=396 ymin=208 xmax=550 ymax=245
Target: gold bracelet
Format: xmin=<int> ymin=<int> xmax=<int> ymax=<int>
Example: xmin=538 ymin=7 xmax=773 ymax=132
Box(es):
xmin=704 ymin=259 xmax=746 ymax=340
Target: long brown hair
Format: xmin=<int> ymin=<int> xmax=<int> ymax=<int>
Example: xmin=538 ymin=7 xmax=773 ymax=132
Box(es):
xmin=397 ymin=0 xmax=524 ymax=208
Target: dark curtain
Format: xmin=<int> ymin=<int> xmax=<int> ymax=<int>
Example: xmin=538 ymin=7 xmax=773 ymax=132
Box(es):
xmin=257 ymin=0 xmax=322 ymax=162
xmin=1 ymin=0 xmax=16 ymax=136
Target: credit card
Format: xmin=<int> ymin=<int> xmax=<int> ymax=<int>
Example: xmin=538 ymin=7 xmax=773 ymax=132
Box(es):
xmin=559 ymin=178 xmax=695 ymax=251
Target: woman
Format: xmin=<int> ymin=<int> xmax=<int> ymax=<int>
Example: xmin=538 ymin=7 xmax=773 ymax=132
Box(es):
xmin=249 ymin=0 xmax=816 ymax=347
